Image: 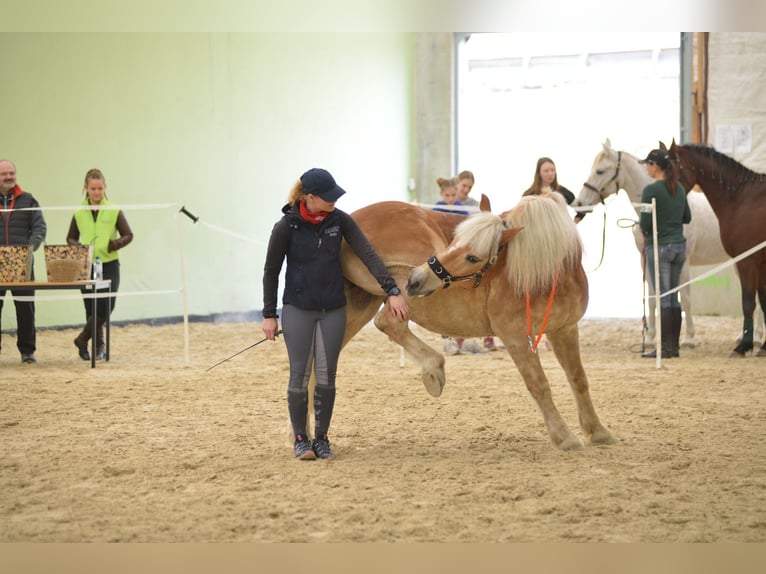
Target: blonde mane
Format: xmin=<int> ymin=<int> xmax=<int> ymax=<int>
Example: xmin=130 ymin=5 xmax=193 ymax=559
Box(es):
xmin=502 ymin=193 xmax=582 ymax=296
xmin=454 ymin=212 xmax=506 ymax=256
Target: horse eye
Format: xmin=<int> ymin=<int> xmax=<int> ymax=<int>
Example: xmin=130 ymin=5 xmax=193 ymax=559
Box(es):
xmin=596 ymin=169 xmax=605 ymax=175
xmin=466 ymin=255 xmax=481 ymax=264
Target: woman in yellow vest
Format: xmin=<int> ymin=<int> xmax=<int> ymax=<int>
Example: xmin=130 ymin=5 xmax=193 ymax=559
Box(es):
xmin=67 ymin=168 xmax=134 ymax=360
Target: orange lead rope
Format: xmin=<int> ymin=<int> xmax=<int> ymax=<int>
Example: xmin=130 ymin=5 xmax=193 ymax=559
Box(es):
xmin=526 ymin=270 xmax=560 ymax=353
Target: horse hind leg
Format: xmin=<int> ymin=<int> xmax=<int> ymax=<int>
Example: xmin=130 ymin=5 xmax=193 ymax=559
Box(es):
xmin=373 ymin=306 xmax=445 ymax=397
xmin=546 ymin=324 xmax=617 ymax=446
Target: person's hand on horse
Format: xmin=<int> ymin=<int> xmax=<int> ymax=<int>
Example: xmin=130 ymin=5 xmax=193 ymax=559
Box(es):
xmin=388 ymin=294 xmax=409 ymax=321
xmin=262 ymin=317 xmax=280 ymax=340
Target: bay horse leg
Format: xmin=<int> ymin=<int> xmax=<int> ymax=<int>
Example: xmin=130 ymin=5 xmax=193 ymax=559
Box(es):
xmin=503 ymin=338 xmax=583 ymax=451
xmin=756 ymin=282 xmax=766 ymax=357
xmin=546 ymin=324 xmax=617 ymax=446
xmin=373 ymin=305 xmax=446 ymax=397
xmin=733 ymin=262 xmax=758 ymax=356
xmin=680 ymin=262 xmax=695 ymax=347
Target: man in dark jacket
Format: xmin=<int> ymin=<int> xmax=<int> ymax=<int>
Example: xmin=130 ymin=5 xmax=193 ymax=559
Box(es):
xmin=0 ymin=160 xmax=47 ymax=363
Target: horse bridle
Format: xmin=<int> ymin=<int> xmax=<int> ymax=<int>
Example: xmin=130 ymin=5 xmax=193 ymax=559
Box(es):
xmin=427 ymin=245 xmax=503 ymax=289
xmin=582 ymin=150 xmax=622 ymax=202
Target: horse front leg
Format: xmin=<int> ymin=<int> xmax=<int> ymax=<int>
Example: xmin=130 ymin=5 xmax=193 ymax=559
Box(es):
xmin=547 ymin=324 xmax=617 ymax=446
xmin=756 ymin=284 xmax=766 ymax=357
xmin=503 ymin=338 xmax=583 ymax=451
xmin=373 ymin=305 xmax=446 ymax=397
xmin=733 ymin=264 xmax=758 ymax=357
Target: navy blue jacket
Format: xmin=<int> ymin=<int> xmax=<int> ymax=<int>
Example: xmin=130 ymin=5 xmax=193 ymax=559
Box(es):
xmin=262 ymin=203 xmax=398 ymax=318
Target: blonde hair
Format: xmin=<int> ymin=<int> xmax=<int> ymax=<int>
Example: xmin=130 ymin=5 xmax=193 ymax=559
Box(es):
xmin=287 ymin=179 xmax=305 ymax=205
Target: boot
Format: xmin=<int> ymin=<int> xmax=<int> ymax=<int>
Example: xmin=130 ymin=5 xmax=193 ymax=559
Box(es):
xmin=73 ymin=316 xmax=96 ymax=361
xmin=313 ymin=385 xmax=337 ymax=440
xmin=670 ymin=307 xmax=682 ymax=358
xmin=95 ymin=317 xmax=107 ymax=360
xmin=642 ymin=308 xmax=673 ymax=359
xmin=287 ymin=388 xmax=310 ymax=439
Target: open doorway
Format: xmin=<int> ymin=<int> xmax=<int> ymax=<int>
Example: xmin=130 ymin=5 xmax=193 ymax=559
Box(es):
xmin=455 ymin=33 xmax=681 ymax=318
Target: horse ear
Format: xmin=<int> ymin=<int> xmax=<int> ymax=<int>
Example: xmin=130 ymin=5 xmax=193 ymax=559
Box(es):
xmin=604 ymin=137 xmax=612 ymax=149
xmin=500 ymin=225 xmax=523 ymax=246
xmin=659 ymin=141 xmax=668 ymax=151
xmin=479 ymin=194 xmax=492 ymax=212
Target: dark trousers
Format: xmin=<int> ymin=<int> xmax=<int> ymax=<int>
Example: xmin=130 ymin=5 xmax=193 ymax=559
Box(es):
xmin=0 ymin=288 xmax=36 ymax=355
xmin=81 ymin=259 xmax=120 ymax=320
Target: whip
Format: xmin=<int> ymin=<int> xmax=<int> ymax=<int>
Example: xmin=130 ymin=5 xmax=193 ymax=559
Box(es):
xmin=206 ymin=329 xmax=282 ymax=372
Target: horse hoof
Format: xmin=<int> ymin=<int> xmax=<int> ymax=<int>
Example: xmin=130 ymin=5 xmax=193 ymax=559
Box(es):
xmin=681 ymin=341 xmax=696 ymax=349
xmin=421 ymin=369 xmax=445 ymax=397
xmin=756 ymin=347 xmax=766 ymax=357
xmin=589 ymin=428 xmax=618 ymax=445
xmin=557 ymin=436 xmax=584 ymax=451
xmin=731 ymin=343 xmax=752 ymax=357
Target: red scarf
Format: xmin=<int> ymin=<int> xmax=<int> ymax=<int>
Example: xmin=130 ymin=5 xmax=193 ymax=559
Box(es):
xmin=299 ymin=200 xmax=329 ymax=224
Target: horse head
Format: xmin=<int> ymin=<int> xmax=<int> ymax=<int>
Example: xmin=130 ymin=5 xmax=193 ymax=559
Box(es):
xmin=572 ymin=138 xmax=623 ymax=218
xmin=667 ymin=139 xmax=698 ymax=192
xmin=406 ymin=212 xmax=522 ymax=297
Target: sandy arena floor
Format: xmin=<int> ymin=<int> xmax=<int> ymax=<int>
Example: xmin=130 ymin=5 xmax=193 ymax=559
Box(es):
xmin=1 ymin=315 xmax=764 ymax=542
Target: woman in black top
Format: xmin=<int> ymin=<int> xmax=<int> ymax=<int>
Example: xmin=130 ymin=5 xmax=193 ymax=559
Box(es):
xmin=522 ymin=156 xmax=575 ymax=205
xmin=262 ymin=168 xmax=409 ymax=460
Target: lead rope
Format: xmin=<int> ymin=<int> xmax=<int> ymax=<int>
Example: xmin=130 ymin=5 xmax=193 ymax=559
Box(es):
xmin=526 ymin=270 xmax=560 ymax=353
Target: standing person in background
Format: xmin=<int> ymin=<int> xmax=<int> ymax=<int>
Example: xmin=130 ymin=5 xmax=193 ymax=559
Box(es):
xmin=67 ymin=168 xmax=133 ymax=361
xmin=638 ymin=149 xmax=691 ymax=359
xmin=455 ymin=170 xmax=500 ymax=351
xmin=432 ymin=177 xmax=469 ymax=215
xmin=0 ymin=160 xmax=47 ymax=364
xmin=522 ymin=157 xmax=576 ymax=206
xmin=456 ymin=170 xmax=479 ymax=208
xmin=262 ymin=168 xmax=409 ymax=461
xmin=432 ymin=176 xmax=483 ymax=355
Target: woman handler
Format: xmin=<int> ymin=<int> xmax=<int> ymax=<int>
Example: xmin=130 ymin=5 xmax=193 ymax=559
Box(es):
xmin=261 ymin=168 xmax=409 ymax=460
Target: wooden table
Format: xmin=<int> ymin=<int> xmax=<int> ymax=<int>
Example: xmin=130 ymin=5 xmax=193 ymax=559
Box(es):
xmin=0 ymin=279 xmax=112 ymax=368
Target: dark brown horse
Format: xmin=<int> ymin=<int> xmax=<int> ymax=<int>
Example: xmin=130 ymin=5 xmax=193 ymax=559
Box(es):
xmin=668 ymin=141 xmax=766 ymax=356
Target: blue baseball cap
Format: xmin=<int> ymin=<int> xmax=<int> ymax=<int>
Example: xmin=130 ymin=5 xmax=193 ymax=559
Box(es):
xmin=300 ymin=168 xmax=346 ymax=202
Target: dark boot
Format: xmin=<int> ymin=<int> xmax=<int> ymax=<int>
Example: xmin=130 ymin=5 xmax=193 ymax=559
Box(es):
xmin=642 ymin=308 xmax=673 ymax=359
xmin=287 ymin=388 xmax=310 ymax=438
xmin=73 ymin=316 xmax=96 ymax=361
xmin=670 ymin=307 xmax=682 ymax=357
xmin=313 ymin=385 xmax=337 ymax=439
xmin=95 ymin=317 xmax=107 ymax=360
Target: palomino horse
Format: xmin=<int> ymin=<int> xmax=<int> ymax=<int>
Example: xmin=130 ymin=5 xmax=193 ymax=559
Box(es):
xmin=341 ymin=193 xmax=615 ymax=450
xmin=668 ymin=141 xmax=766 ymax=357
xmin=572 ymin=138 xmax=763 ymax=346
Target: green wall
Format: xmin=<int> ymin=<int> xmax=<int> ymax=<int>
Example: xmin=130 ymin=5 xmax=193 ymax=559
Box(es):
xmin=1 ymin=33 xmax=414 ymax=327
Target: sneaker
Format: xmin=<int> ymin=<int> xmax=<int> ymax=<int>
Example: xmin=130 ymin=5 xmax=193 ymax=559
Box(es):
xmin=312 ymin=435 xmax=336 ymax=460
xmin=294 ymin=435 xmax=316 ymax=460
xmin=442 ymin=337 xmax=459 ymax=355
xmin=21 ymin=354 xmax=37 ymax=364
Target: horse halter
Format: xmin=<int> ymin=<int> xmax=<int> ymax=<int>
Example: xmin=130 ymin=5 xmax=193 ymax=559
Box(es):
xmin=582 ymin=150 xmax=622 ymax=202
xmin=427 ymin=247 xmax=502 ymax=289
